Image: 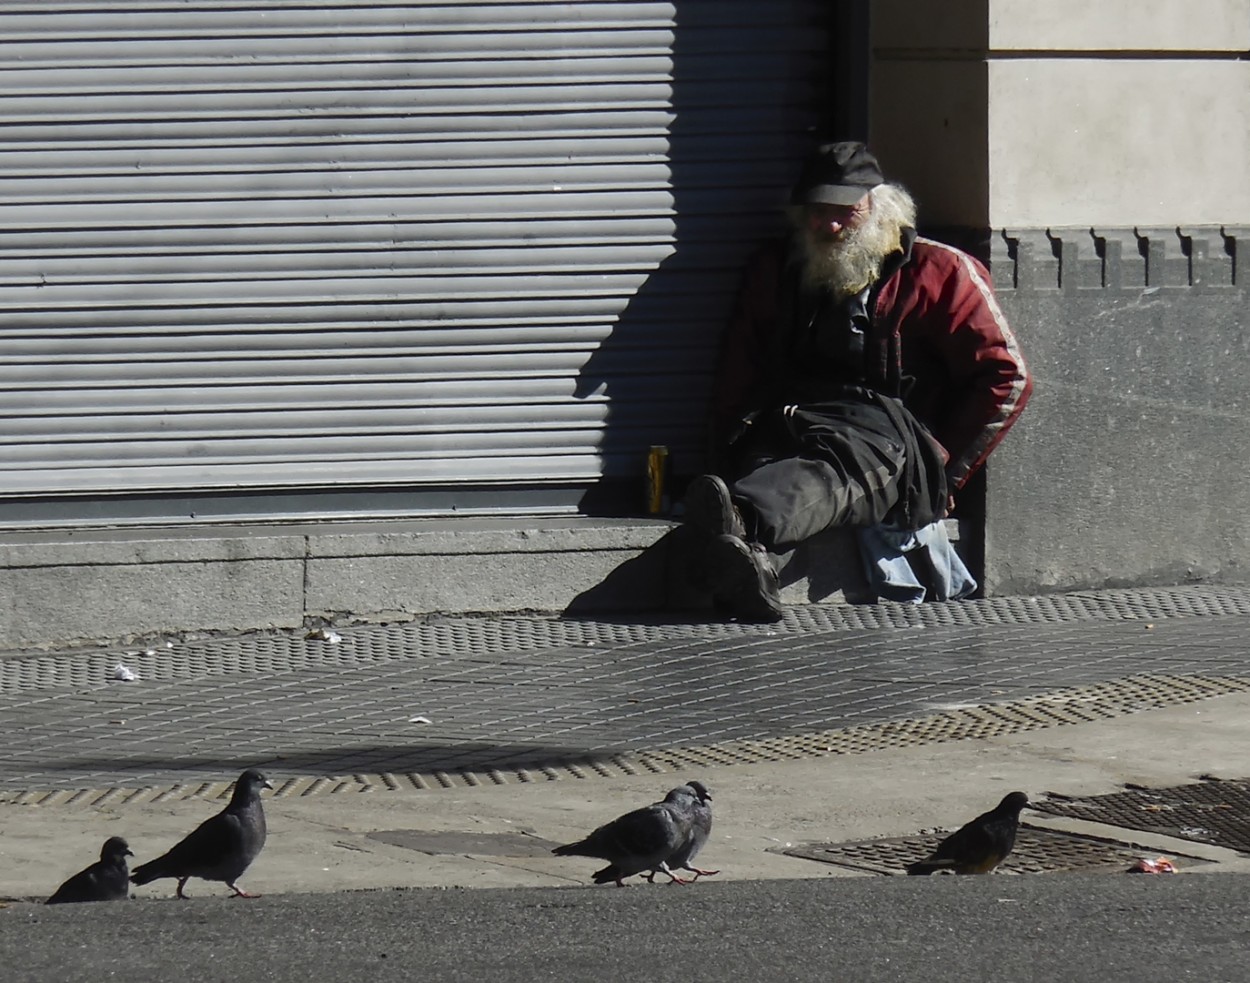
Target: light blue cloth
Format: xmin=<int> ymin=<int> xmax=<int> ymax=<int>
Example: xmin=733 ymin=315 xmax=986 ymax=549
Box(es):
xmin=856 ymin=520 xmax=977 ymax=603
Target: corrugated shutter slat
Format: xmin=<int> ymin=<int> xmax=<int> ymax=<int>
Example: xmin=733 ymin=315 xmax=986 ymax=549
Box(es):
xmin=0 ymin=0 xmax=828 ymax=517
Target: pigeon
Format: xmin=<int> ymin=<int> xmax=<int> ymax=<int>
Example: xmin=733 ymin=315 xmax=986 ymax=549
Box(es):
xmin=131 ymin=769 xmax=273 ymax=898
xmin=644 ymin=780 xmax=719 ymax=882
xmin=552 ymin=786 xmax=700 ymax=886
xmin=906 ymin=790 xmax=1029 ymax=875
xmin=45 ymin=836 xmax=133 ymax=904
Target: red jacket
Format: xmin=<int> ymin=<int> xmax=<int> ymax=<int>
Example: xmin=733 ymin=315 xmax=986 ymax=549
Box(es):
xmin=713 ymin=233 xmax=1033 ymax=491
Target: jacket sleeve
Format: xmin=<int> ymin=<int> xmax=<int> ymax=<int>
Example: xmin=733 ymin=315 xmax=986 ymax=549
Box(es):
xmin=709 ymin=242 xmax=784 ymax=455
xmin=917 ymin=245 xmax=1033 ymax=490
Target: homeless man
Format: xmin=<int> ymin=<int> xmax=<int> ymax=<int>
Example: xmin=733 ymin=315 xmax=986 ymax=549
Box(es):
xmin=683 ymin=141 xmax=1033 ymax=622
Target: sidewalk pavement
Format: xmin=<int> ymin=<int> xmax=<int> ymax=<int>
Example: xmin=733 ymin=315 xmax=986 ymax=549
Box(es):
xmin=3 ymin=584 xmax=1250 ymax=901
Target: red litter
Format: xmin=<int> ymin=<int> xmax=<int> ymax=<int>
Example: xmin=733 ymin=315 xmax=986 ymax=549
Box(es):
xmin=1127 ymin=857 xmax=1178 ymax=874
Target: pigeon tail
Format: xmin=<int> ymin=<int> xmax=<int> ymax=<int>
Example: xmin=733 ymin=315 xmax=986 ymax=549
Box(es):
xmin=130 ymin=857 xmax=171 ymax=886
xmin=905 ymin=859 xmax=953 ymax=876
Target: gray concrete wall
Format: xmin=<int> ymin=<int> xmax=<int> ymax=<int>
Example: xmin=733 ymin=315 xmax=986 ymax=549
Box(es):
xmin=984 ymin=226 xmax=1249 ymax=593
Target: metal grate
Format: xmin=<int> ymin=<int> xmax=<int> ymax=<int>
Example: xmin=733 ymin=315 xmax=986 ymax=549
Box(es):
xmin=1032 ymin=779 xmax=1250 ymax=854
xmin=783 ymin=825 xmax=1211 ymax=876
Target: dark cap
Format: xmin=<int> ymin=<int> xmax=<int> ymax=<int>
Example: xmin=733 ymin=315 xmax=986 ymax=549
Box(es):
xmin=790 ymin=141 xmax=884 ymax=206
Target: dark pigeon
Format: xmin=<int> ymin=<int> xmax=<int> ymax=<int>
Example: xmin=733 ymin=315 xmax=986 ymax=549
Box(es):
xmin=906 ymin=791 xmax=1029 ymax=875
xmin=131 ymin=769 xmax=273 ymax=898
xmin=648 ymin=780 xmax=719 ymax=882
xmin=552 ymin=786 xmax=699 ymax=886
xmin=45 ymin=836 xmax=133 ymax=904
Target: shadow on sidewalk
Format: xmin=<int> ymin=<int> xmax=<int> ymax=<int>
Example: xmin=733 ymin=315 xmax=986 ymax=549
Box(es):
xmin=21 ymin=741 xmax=662 ymax=786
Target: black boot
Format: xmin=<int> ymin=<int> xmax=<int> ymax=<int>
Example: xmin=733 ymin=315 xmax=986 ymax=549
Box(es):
xmin=683 ymin=474 xmax=747 ymax=540
xmin=706 ymin=534 xmax=783 ymax=623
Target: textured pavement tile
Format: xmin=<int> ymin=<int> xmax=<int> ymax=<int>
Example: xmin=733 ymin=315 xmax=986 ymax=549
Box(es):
xmin=3 ymin=591 xmax=1250 ymax=791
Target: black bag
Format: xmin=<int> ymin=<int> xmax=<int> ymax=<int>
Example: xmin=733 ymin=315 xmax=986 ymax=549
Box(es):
xmin=753 ymin=386 xmax=948 ymax=532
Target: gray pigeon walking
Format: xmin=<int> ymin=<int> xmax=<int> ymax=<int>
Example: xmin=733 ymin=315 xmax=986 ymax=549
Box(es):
xmin=45 ymin=836 xmax=133 ymax=904
xmin=552 ymin=786 xmax=700 ymax=886
xmin=645 ymin=780 xmax=719 ymax=882
xmin=131 ymin=769 xmax=272 ymax=898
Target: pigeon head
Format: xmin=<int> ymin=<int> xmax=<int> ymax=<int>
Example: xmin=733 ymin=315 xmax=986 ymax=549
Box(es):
xmin=101 ymin=836 xmax=133 ymax=861
xmin=998 ymin=791 xmax=1029 ymax=814
xmin=662 ymin=786 xmax=699 ymax=806
xmin=231 ymin=769 xmax=274 ymax=803
xmin=684 ymin=781 xmax=712 ymax=803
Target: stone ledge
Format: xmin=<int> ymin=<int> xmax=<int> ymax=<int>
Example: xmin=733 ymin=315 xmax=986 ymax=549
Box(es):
xmin=0 ymin=518 xmax=679 ymax=650
xmin=0 ymin=517 xmax=961 ymax=651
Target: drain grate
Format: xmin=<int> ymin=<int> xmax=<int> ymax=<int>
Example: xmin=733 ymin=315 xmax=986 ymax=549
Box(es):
xmin=783 ymin=825 xmax=1211 ymax=876
xmin=1032 ymin=778 xmax=1250 ymax=853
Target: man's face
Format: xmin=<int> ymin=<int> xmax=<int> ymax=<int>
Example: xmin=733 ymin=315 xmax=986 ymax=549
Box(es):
xmin=803 ymin=196 xmax=871 ymax=242
xmin=794 ymin=189 xmax=902 ymax=298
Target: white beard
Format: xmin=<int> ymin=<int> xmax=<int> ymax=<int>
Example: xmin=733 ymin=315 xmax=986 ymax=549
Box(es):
xmin=796 ymin=201 xmax=908 ymax=299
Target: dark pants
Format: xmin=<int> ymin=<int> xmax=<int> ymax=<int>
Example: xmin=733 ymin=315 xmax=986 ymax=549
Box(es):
xmin=727 ymin=391 xmax=947 ymax=553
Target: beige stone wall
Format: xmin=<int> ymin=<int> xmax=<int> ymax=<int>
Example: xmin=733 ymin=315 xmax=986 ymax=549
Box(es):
xmin=869 ymin=0 xmax=1250 ymax=227
xmin=987 ymin=0 xmax=1249 ymax=50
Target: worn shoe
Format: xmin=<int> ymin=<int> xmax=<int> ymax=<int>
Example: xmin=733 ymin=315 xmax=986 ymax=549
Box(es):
xmin=683 ymin=474 xmax=748 ymax=540
xmin=706 ymin=533 xmax=783 ymax=623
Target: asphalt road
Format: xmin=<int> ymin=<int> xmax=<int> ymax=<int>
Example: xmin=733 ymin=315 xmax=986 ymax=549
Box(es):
xmin=5 ymin=874 xmax=1248 ymax=983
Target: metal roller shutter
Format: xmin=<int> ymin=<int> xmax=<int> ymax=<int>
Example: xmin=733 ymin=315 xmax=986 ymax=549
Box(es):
xmin=0 ymin=0 xmax=830 ymax=525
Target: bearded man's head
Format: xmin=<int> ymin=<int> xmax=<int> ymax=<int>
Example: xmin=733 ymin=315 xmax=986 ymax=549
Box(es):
xmin=790 ymin=183 xmax=917 ymax=298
